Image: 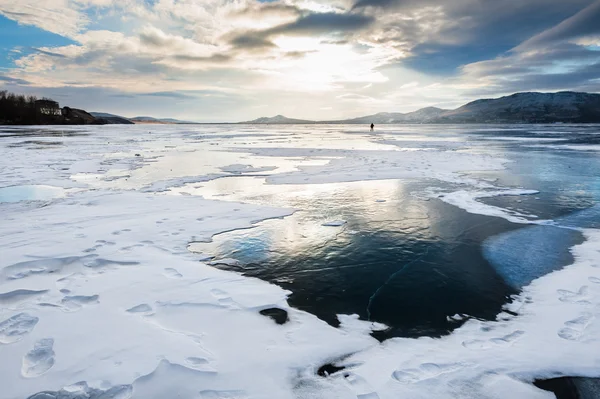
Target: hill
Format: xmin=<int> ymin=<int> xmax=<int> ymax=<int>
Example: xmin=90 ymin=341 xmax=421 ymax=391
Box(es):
xmin=435 ymin=92 xmax=600 ymax=123
xmin=244 ymin=92 xmax=600 ymax=124
xmin=242 ymin=115 xmax=316 ymax=124
xmin=333 ymin=107 xmax=448 ymax=124
xmin=89 ymin=112 xmax=134 ymax=124
xmin=129 ymin=116 xmax=194 ymax=124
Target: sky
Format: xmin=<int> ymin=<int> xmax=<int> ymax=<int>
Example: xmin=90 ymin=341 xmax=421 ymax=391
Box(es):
xmin=1 ymin=0 xmax=600 ymax=122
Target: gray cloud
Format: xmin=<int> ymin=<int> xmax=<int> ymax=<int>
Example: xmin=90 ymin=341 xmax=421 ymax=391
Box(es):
xmin=465 ymin=63 xmax=600 ymax=97
xmin=228 ymin=34 xmax=276 ymax=51
xmin=464 ymin=43 xmax=600 ymax=78
xmin=227 ymin=11 xmax=374 ymax=52
xmin=267 ymin=12 xmax=374 ymax=36
xmin=517 ymin=1 xmax=600 ymax=50
xmin=139 ymin=30 xmax=170 ymax=47
xmin=0 ymin=75 xmax=30 ymax=85
xmin=283 ymin=50 xmax=317 ymax=59
xmin=358 ymin=0 xmax=596 ymax=74
xmin=171 ymin=54 xmax=232 ymax=63
xmin=462 ymin=41 xmax=600 ymax=97
xmin=32 ymin=48 xmax=67 ymax=58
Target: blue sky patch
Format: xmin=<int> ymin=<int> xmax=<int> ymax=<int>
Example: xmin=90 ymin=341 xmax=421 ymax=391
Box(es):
xmin=0 ymin=15 xmax=75 ymax=68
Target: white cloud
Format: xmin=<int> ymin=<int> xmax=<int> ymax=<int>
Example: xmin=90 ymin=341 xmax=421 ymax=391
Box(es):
xmin=400 ymin=81 xmax=419 ymax=89
xmin=0 ymin=0 xmax=89 ymax=37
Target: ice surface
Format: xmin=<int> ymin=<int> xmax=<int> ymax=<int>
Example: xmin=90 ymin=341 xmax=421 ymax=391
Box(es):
xmin=0 ymin=185 xmax=65 ymax=203
xmin=483 ymin=224 xmax=583 ymax=288
xmin=1 ymin=124 xmax=599 ymax=399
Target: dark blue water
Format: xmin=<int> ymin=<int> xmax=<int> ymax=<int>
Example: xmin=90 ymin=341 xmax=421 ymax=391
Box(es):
xmin=189 ymin=125 xmax=600 ymax=340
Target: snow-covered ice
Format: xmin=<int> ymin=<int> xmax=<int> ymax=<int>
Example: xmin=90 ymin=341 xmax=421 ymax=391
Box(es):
xmin=1 ymin=124 xmax=600 ymax=399
xmin=433 ymin=189 xmax=543 ymax=224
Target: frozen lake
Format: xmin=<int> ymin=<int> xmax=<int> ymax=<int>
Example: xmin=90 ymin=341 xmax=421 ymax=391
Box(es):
xmin=1 ymin=124 xmax=600 ymax=399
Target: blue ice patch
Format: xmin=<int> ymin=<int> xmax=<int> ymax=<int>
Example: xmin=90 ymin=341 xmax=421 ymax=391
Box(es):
xmin=482 ymin=224 xmax=582 ymax=288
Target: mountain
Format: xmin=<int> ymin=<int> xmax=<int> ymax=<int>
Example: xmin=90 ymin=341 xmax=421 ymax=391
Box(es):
xmin=90 ymin=112 xmax=134 ymax=124
xmin=244 ymin=92 xmax=600 ymax=124
xmin=434 ymin=92 xmax=600 ymax=123
xmin=402 ymin=107 xmax=448 ymax=122
xmin=331 ymin=112 xmax=406 ymax=124
xmin=337 ymin=107 xmax=448 ymax=124
xmin=129 ymin=116 xmax=194 ymax=124
xmin=242 ymin=115 xmax=315 ymax=124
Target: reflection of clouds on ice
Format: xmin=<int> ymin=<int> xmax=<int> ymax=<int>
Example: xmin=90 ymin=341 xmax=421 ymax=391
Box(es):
xmin=1 ymin=124 xmax=600 ymax=399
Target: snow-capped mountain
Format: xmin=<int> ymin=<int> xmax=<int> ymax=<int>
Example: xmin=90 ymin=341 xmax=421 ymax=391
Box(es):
xmin=436 ymin=92 xmax=600 ymax=123
xmin=243 ymin=92 xmax=600 ymax=124
xmin=323 ymin=107 xmax=447 ymax=124
xmin=401 ymin=107 xmax=449 ymax=122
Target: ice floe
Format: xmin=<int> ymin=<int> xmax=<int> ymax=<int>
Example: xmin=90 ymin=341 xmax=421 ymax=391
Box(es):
xmin=433 ymin=189 xmax=543 ymax=224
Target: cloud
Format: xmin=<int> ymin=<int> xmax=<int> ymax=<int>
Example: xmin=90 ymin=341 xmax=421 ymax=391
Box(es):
xmin=32 ymin=48 xmax=68 ymax=58
xmin=226 ymin=11 xmax=374 ymax=53
xmin=453 ymin=1 xmax=600 ymax=95
xmin=267 ymin=11 xmax=374 ymax=36
xmin=352 ymin=0 xmax=430 ymax=10
xmin=228 ymin=2 xmax=302 ymax=19
xmin=227 ymin=33 xmax=277 ymax=51
xmin=0 ymin=75 xmax=30 ymax=85
xmin=463 ymin=62 xmax=600 ymax=97
xmin=0 ymin=0 xmax=89 ymax=38
xmin=283 ymin=50 xmax=317 ymax=59
xmin=400 ymin=81 xmax=418 ymax=89
xmin=516 ymin=1 xmax=600 ymax=50
xmin=170 ymin=54 xmax=231 ymax=63
xmin=1 ymin=0 xmax=599 ymax=121
xmin=141 ymin=91 xmax=197 ymax=99
xmin=337 ymin=93 xmax=374 ymax=100
xmin=356 ymin=0 xmax=597 ymax=74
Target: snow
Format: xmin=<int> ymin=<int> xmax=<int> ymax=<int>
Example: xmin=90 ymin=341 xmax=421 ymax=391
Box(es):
xmin=433 ymin=189 xmax=543 ymax=224
xmin=1 ymin=124 xmax=599 ymax=399
xmin=242 ymin=147 xmax=508 ymax=186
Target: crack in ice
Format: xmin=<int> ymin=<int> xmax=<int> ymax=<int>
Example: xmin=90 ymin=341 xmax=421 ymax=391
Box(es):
xmin=366 ymin=246 xmax=432 ymax=321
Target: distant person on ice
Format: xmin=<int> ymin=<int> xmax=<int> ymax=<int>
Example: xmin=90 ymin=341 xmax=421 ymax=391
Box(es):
xmin=370 ymin=123 xmax=374 ymax=131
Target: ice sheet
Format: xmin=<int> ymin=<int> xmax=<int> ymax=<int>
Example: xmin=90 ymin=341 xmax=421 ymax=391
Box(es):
xmin=1 ymin=124 xmax=599 ymax=399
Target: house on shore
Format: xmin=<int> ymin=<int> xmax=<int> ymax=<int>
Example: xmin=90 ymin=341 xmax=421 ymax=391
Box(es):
xmin=35 ymin=99 xmax=62 ymax=116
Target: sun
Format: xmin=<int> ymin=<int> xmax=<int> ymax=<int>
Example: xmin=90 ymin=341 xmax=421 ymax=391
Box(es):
xmin=260 ymin=36 xmax=389 ymax=91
